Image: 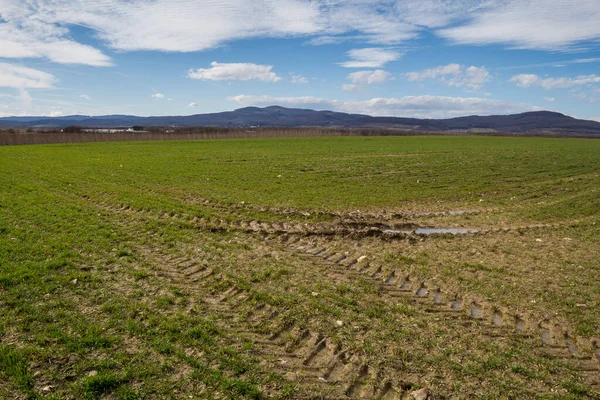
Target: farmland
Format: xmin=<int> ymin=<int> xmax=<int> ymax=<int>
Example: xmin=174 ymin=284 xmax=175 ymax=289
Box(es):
xmin=0 ymin=135 xmax=599 ymax=399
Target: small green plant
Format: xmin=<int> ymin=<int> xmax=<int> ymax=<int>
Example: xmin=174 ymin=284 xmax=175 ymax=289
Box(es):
xmin=0 ymin=345 xmax=33 ymax=393
xmin=82 ymin=373 xmax=127 ymax=399
xmin=117 ymin=249 xmax=132 ymax=258
xmin=132 ymin=270 xmax=148 ymax=280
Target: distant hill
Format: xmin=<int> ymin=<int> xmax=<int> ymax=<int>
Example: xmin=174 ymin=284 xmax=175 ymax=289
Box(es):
xmin=2 ymin=106 xmax=600 ymax=136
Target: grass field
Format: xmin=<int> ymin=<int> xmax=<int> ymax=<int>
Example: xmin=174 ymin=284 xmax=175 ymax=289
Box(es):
xmin=0 ymin=135 xmax=599 ymax=399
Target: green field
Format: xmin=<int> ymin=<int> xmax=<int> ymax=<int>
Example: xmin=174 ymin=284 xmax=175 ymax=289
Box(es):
xmin=1 ymin=136 xmax=599 ymax=399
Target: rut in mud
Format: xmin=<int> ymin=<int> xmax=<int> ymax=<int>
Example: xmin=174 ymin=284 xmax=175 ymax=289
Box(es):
xmin=93 ymin=197 xmax=600 ymax=399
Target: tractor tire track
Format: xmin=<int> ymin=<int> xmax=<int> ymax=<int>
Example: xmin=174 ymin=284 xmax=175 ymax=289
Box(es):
xmin=277 ymin=235 xmax=600 ymax=389
xmin=113 ymin=213 xmax=420 ymax=398
xmin=92 ymin=199 xmax=580 ymax=241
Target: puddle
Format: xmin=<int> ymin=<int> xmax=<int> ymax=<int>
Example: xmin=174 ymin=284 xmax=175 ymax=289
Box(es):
xmin=451 ymin=299 xmax=463 ymax=310
xmin=515 ymin=316 xmax=526 ymax=332
xmin=399 ymin=277 xmax=411 ymax=291
xmin=541 ymin=328 xmax=552 ymax=346
xmin=371 ymin=266 xmax=382 ymax=279
xmin=416 ymin=228 xmax=479 ymax=235
xmin=389 ymin=209 xmax=479 ymax=218
xmin=416 ymin=284 xmax=428 ymax=297
xmin=567 ymin=339 xmax=578 ymax=356
xmin=385 ymin=272 xmax=397 ymax=285
xmin=348 ymin=222 xmax=417 ymax=231
xmin=382 ymin=229 xmax=413 ymax=235
xmin=382 ymin=227 xmax=478 ymax=235
xmin=412 ymin=210 xmax=470 ymax=217
xmin=470 ymin=302 xmax=483 ymax=319
xmin=492 ymin=311 xmax=503 ymax=327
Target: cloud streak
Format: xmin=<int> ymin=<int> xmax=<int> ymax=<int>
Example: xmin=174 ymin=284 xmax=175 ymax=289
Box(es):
xmin=0 ymin=62 xmax=56 ymax=89
xmin=510 ymin=73 xmax=600 ymax=89
xmin=438 ymin=0 xmax=600 ymax=51
xmin=405 ymin=64 xmax=490 ymax=89
xmin=340 ymin=48 xmax=402 ymax=68
xmin=290 ymin=74 xmax=308 ymax=84
xmin=0 ymin=5 xmax=112 ymax=66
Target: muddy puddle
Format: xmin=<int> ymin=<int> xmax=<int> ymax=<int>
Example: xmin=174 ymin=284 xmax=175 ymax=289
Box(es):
xmin=382 ymin=227 xmax=478 ymax=235
xmin=416 ymin=227 xmax=478 ymax=235
xmin=410 ymin=210 xmax=472 ymax=217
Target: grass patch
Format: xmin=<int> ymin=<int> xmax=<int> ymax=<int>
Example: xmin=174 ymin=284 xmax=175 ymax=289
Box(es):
xmin=0 ymin=136 xmax=598 ymax=398
xmin=0 ymin=344 xmax=34 ymax=394
xmin=82 ymin=372 xmax=128 ymax=399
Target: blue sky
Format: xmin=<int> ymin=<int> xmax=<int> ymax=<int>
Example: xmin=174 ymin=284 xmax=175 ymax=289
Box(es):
xmin=1 ymin=0 xmax=599 ymax=120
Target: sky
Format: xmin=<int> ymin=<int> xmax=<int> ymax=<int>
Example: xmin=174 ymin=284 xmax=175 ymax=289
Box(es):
xmin=1 ymin=0 xmax=600 ymax=120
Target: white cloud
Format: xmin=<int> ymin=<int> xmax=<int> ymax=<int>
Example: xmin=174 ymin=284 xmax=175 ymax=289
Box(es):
xmin=574 ymin=58 xmax=600 ymax=65
xmin=499 ymin=57 xmax=600 ymax=71
xmin=168 ymin=98 xmax=173 ymax=101
xmin=509 ymin=74 xmax=540 ymax=88
xmin=4 ymin=0 xmax=413 ymax=56
xmin=571 ymin=91 xmax=598 ymax=104
xmin=2 ymin=0 xmax=599 ymax=74
xmin=342 ymin=84 xmax=362 ymax=92
xmin=290 ymin=74 xmax=308 ymax=84
xmin=439 ymin=0 xmax=600 ymax=51
xmin=42 ymin=110 xmax=65 ymax=117
xmin=312 ymin=2 xmax=419 ymax=45
xmin=343 ymin=70 xmax=393 ymax=92
xmin=544 ymin=97 xmax=556 ymax=102
xmin=394 ymin=1 xmax=485 ymax=29
xmin=228 ymin=94 xmax=540 ymax=119
xmin=340 ymin=48 xmax=402 ymax=68
xmin=347 ymin=70 xmax=393 ymax=85
xmin=18 ymin=89 xmax=33 ymax=111
xmin=405 ymin=63 xmax=461 ymax=81
xmin=187 ymin=62 xmax=281 ymax=82
xmin=0 ymin=9 xmax=112 ymax=66
xmin=405 ymin=64 xmax=490 ymax=89
xmin=151 ymin=93 xmax=165 ymax=99
xmin=0 ymin=1 xmax=461 ymax=59
xmin=0 ymin=62 xmax=56 ymax=89
xmin=461 ymin=67 xmax=490 ymax=89
xmin=1 ymin=0 xmax=599 ymax=72
xmin=80 ymin=94 xmax=90 ymax=100
xmin=510 ymin=73 xmax=600 ymax=89
xmin=188 ymin=102 xmax=198 ymax=107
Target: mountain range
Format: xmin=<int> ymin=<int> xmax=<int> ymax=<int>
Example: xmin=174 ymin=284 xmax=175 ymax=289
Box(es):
xmin=2 ymin=106 xmax=600 ymax=136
